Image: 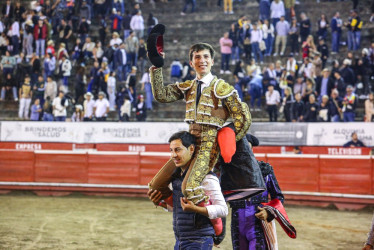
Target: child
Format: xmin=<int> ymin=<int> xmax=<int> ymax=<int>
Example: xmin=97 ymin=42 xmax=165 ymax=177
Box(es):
xmin=30 ymin=98 xmax=42 ymax=121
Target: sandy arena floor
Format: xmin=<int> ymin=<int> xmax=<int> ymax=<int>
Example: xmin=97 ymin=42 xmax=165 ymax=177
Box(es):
xmin=0 ymin=192 xmax=372 ymax=250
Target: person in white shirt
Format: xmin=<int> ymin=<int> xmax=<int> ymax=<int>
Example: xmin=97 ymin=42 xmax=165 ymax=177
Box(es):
xmin=52 ymin=91 xmax=68 ymax=121
xmin=83 ymin=92 xmax=95 ymax=121
xmin=265 ymin=85 xmax=280 ymax=122
xmin=147 ymin=131 xmax=228 ymax=249
xmin=270 ymin=0 xmax=285 ymax=27
xmin=274 ymin=16 xmax=290 ymax=56
xmin=107 ymin=72 xmax=116 ymax=111
xmin=94 ymin=91 xmax=110 ymax=121
xmin=109 ymin=32 xmax=123 ymax=47
xmin=120 ymin=95 xmax=131 ymax=121
xmin=130 ymin=10 xmax=145 ymax=39
xmin=250 ymin=23 xmax=264 ymax=63
xmin=10 ymin=19 xmax=20 ymax=55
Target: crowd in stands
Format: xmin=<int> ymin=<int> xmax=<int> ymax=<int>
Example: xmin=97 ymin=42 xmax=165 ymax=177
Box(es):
xmin=0 ymin=0 xmax=154 ymax=122
xmin=0 ymin=0 xmax=374 ymax=123
xmin=218 ymin=0 xmax=374 ymax=122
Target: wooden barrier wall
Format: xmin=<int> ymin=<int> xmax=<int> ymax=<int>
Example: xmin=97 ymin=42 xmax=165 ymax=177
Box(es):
xmin=0 ymin=150 xmax=374 ymax=208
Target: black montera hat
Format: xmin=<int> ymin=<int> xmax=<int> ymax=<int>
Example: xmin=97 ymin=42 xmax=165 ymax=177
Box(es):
xmin=147 ymin=24 xmax=165 ymax=68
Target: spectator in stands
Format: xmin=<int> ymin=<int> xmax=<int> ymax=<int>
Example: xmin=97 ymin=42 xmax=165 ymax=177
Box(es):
xmin=2 ymin=0 xmax=14 ymax=28
xmin=229 ymin=23 xmax=240 ymax=65
xmin=43 ymin=49 xmax=55 ymax=75
xmin=293 ymin=76 xmax=306 ymax=96
xmin=71 ymin=104 xmax=84 ymax=122
xmin=110 ymin=8 xmax=123 ymax=33
xmin=288 ymin=18 xmax=299 ymax=56
xmin=333 ymin=71 xmax=346 ymax=98
xmin=281 ymin=87 xmax=294 ymax=122
xmin=74 ymin=64 xmax=86 ymax=104
xmin=110 ymin=32 xmax=123 ymax=47
xmin=59 ymin=54 xmax=72 ymax=91
xmin=365 ymin=93 xmax=374 ymax=122
xmin=30 ymin=98 xmax=42 ymax=121
xmin=170 ymin=59 xmax=183 ymax=82
xmin=44 ymin=76 xmax=57 ymax=102
xmin=259 ymin=0 xmax=271 ymax=21
xmin=127 ymin=66 xmax=137 ymax=107
xmin=42 ymin=96 xmax=53 ymax=121
xmin=130 ymin=10 xmax=145 ymax=39
xmin=241 ymin=23 xmax=252 ymax=62
xmin=329 ymin=89 xmax=343 ymax=122
xmin=82 ymin=37 xmax=95 ymax=62
xmin=317 ymin=14 xmax=329 ymax=40
xmin=317 ymin=95 xmax=330 ymax=122
xmin=224 ymin=0 xmax=234 ymax=14
xmin=23 ymin=19 xmax=34 ymax=57
xmin=330 ymin=11 xmax=342 ymax=54
xmin=343 ymin=132 xmax=366 ymax=147
xmin=46 ymin=40 xmax=55 ymax=57
xmin=79 ymin=0 xmax=92 ymax=21
xmin=135 ymin=94 xmax=147 ymax=121
xmin=147 ymin=13 xmax=158 ymax=35
xmin=107 ymin=71 xmax=116 ymax=111
xmin=34 ymin=18 xmax=47 ymax=58
xmin=299 ymin=57 xmax=313 ymax=79
xmin=291 ymin=92 xmax=304 ymax=122
xmin=342 ymin=85 xmax=357 ymax=122
xmin=141 ymin=68 xmax=153 ymax=110
xmin=286 ymin=54 xmax=297 ymax=74
xmin=116 ymin=85 xmax=131 ymax=119
xmin=122 ymin=11 xmax=132 ymax=40
xmin=58 ymin=19 xmax=72 ymax=51
xmin=219 ymin=32 xmax=233 ymax=74
xmin=264 ymin=62 xmax=277 ymax=91
xmin=316 ymin=68 xmax=334 ymax=101
xmin=120 ymin=95 xmax=131 ymax=121
xmin=1 ymin=50 xmax=16 ymax=75
xmin=97 ymin=61 xmax=110 ymax=99
xmin=33 ymin=75 xmax=45 ymax=105
xmin=303 ymin=78 xmax=317 ymax=103
xmin=10 ymin=18 xmax=20 ymax=55
xmin=233 ymin=61 xmax=246 ymax=100
xmin=360 ymin=49 xmax=372 ymax=96
xmin=262 ymin=19 xmax=274 ymax=56
xmin=113 ymin=42 xmax=127 ymax=82
xmin=248 ymin=73 xmax=263 ymax=111
xmin=302 ymin=35 xmax=316 ymax=59
xmin=52 ymin=91 xmax=68 ymax=121
xmin=299 ymin=12 xmax=311 ymax=43
xmin=317 ymin=38 xmax=329 ymax=69
xmin=250 ymin=23 xmax=264 ymax=64
xmin=311 ymin=52 xmax=323 ymax=78
xmin=0 ymin=73 xmax=17 ymax=101
xmin=270 ymin=0 xmax=285 ymax=28
xmin=265 ymin=84 xmax=280 ymax=122
xmin=98 ymin=16 xmax=107 ymax=46
xmin=94 ymin=91 xmax=109 ymax=121
xmin=274 ymin=16 xmax=289 ymax=57
xmin=125 ymin=31 xmax=139 ymax=68
xmin=137 ymin=38 xmax=147 ymax=77
xmin=181 ymin=0 xmax=196 ymax=15
xmin=350 ymin=9 xmax=362 ymax=51
xmin=93 ymin=41 xmax=104 ymax=63
xmin=88 ymin=61 xmax=100 ymax=95
xmin=78 ymin=17 xmax=90 ymax=47
xmin=303 ymin=94 xmax=318 ymax=122
xmin=83 ymin=92 xmax=95 ymax=121
xmin=340 ymin=59 xmax=355 ymax=86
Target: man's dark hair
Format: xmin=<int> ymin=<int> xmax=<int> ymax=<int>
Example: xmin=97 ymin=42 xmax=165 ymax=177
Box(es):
xmin=189 ymin=43 xmax=215 ymax=61
xmin=168 ymin=131 xmax=196 ymax=149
